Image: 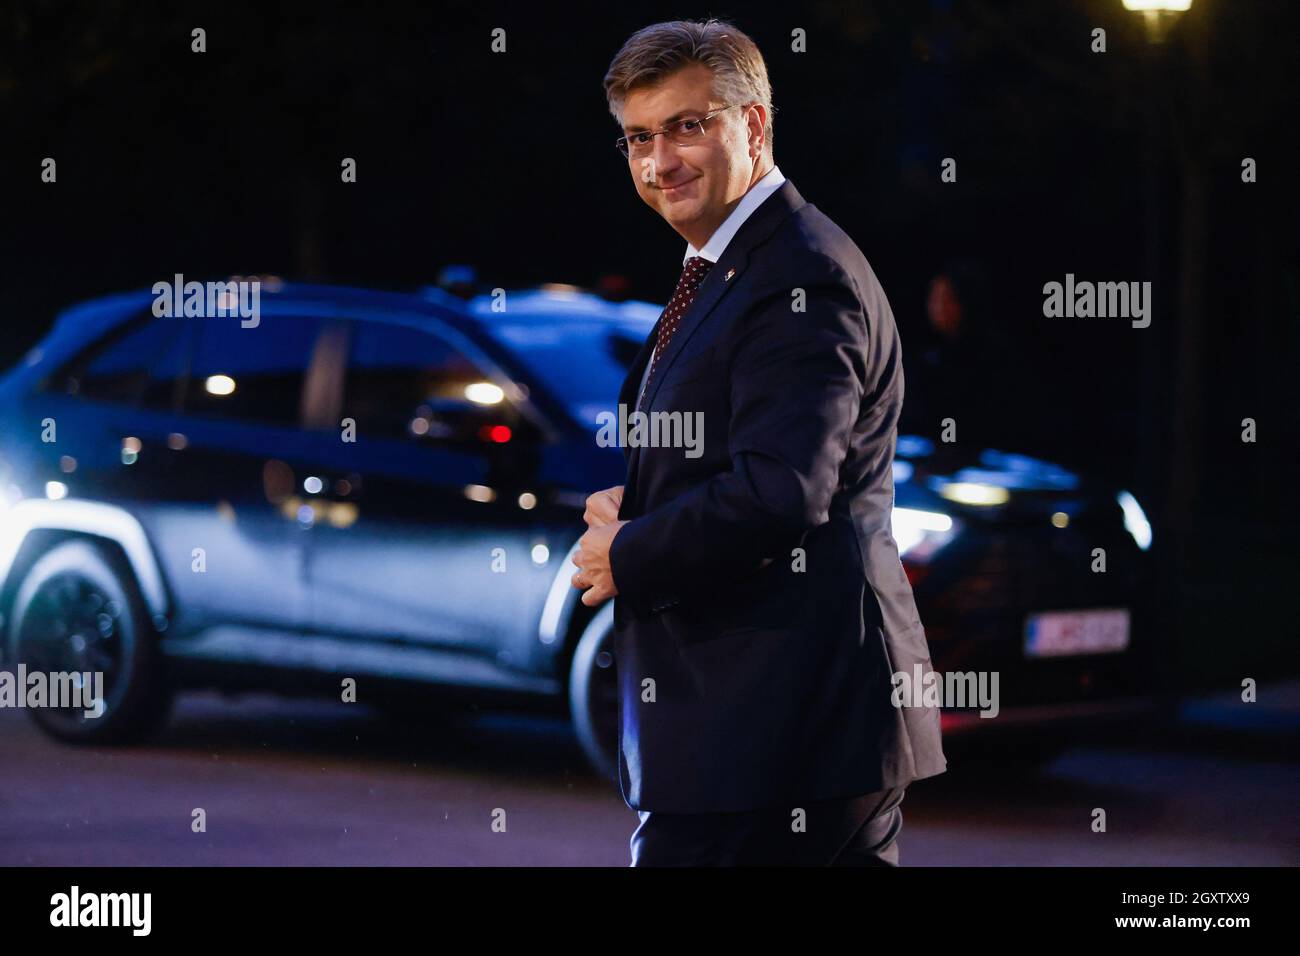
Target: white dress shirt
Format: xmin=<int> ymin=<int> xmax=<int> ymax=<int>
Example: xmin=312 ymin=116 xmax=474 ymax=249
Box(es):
xmin=637 ymin=165 xmax=786 ymax=406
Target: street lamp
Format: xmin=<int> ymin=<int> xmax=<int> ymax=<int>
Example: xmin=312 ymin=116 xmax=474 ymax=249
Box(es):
xmin=1122 ymin=0 xmax=1193 ymax=44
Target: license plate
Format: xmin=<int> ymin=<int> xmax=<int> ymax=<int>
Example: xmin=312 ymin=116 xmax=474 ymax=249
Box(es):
xmin=1023 ymin=608 xmax=1130 ymax=658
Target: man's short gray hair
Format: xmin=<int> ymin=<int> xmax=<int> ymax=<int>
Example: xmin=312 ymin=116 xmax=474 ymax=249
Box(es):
xmin=603 ymin=19 xmax=775 ymax=158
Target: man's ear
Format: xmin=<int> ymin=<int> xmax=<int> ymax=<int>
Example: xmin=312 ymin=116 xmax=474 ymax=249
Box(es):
xmin=745 ymin=103 xmax=768 ymax=158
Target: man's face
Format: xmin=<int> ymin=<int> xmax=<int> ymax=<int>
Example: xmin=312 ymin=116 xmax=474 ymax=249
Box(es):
xmin=619 ymin=63 xmax=762 ymax=246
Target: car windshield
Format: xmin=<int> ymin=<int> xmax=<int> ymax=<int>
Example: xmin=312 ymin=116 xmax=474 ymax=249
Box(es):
xmin=484 ymin=320 xmax=652 ymax=429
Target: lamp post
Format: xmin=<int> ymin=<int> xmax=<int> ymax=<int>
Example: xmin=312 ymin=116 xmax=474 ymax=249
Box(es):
xmin=1125 ymin=0 xmax=1204 ymax=700
xmin=1124 ymin=0 xmax=1205 ymax=529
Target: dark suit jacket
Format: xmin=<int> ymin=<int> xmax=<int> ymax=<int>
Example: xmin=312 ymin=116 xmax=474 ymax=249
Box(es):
xmin=608 ymin=179 xmax=947 ymax=813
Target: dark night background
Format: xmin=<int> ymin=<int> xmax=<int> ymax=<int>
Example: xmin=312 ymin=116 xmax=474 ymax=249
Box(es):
xmin=2 ymin=0 xmax=1297 ymax=688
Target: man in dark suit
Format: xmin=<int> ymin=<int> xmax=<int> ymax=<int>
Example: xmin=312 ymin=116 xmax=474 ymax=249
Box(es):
xmin=571 ymin=18 xmax=947 ymax=866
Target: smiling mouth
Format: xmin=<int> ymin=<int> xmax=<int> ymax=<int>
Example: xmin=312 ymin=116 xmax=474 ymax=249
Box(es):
xmin=661 ymin=178 xmax=699 ymax=194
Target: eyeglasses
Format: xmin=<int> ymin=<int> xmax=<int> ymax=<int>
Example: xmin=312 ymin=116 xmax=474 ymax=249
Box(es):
xmin=615 ymin=104 xmax=741 ymax=159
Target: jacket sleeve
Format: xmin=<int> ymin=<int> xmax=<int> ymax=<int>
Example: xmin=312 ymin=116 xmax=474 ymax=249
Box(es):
xmin=608 ymin=254 xmax=869 ymax=615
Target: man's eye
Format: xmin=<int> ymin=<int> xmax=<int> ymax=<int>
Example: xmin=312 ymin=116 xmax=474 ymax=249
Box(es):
xmin=631 ymin=133 xmax=653 ymax=145
xmin=678 ymin=119 xmax=701 ymax=133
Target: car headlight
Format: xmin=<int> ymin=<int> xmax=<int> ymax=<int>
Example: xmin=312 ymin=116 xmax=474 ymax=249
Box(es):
xmin=892 ymin=507 xmax=958 ymax=561
xmin=1117 ymin=490 xmax=1152 ymax=551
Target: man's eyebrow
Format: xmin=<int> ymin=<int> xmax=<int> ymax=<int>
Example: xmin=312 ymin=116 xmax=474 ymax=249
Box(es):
xmin=623 ymin=110 xmax=707 ymax=134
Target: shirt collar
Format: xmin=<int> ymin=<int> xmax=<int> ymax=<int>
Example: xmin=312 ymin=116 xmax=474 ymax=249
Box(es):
xmin=684 ymin=165 xmax=786 ymax=265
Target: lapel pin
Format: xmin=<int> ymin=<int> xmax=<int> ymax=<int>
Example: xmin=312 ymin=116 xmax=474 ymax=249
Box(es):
xmin=725 ymin=268 xmax=736 ymax=281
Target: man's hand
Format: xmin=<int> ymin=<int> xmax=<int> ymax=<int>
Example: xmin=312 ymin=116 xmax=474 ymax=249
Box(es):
xmin=571 ymin=518 xmax=627 ymax=606
xmin=584 ymin=485 xmax=624 ymax=528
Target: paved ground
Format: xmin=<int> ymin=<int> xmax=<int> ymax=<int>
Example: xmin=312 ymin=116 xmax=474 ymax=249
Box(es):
xmin=1 ymin=682 xmax=1297 ymax=866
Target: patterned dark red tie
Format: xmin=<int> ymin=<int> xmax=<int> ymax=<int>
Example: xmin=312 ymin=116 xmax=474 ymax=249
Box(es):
xmin=638 ymin=255 xmax=714 ymax=411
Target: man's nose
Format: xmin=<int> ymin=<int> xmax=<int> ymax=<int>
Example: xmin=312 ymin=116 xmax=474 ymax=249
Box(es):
xmin=649 ymin=135 xmax=682 ymax=178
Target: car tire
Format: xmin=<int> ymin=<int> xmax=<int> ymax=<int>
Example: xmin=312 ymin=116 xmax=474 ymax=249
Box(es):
xmin=567 ymin=602 xmax=620 ymax=783
xmin=6 ymin=538 xmax=173 ymax=744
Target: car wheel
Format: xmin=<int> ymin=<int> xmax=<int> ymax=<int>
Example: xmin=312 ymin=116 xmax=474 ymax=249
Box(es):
xmin=6 ymin=538 xmax=173 ymax=744
xmin=567 ymin=602 xmax=620 ymax=782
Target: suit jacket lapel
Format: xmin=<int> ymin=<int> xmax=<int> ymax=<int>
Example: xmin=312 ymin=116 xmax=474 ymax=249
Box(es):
xmin=623 ymin=179 xmax=808 ymax=493
xmin=616 ymin=314 xmax=661 ymax=468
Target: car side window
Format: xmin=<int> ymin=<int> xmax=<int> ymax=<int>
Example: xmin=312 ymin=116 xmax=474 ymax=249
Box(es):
xmin=58 ymin=313 xmax=192 ymax=410
xmin=181 ymin=313 xmax=329 ymax=428
xmin=341 ymin=320 xmax=517 ymax=446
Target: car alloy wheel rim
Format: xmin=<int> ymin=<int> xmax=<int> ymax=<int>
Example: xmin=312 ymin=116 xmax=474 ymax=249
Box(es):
xmin=17 ymin=571 xmax=123 ymax=728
